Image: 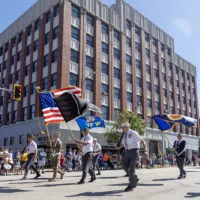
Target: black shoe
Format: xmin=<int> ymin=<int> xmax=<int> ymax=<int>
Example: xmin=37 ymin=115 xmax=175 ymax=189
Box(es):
xmin=124 ymin=186 xmax=133 ymax=192
xmin=20 ymin=177 xmax=27 ymax=180
xmin=178 ymin=176 xmax=183 ymax=179
xmin=34 ymin=174 xmax=41 ymax=179
xmin=89 ymin=177 xmax=96 ymax=183
xmin=96 ymin=173 xmax=101 ymax=175
xmin=183 ymin=174 xmax=186 ymax=178
xmin=124 ymin=174 xmax=129 ymax=177
xmin=136 ymin=178 xmax=139 ymax=183
xmin=77 ymin=180 xmax=85 ymax=184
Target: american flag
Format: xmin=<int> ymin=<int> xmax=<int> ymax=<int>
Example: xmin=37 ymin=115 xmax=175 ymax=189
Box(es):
xmin=39 ymin=86 xmax=82 ymax=124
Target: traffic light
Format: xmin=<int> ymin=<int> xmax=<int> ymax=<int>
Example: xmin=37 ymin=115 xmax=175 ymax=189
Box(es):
xmin=13 ymin=84 xmax=22 ymax=101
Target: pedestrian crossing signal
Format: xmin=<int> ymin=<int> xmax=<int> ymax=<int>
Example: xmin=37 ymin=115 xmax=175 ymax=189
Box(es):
xmin=13 ymin=84 xmax=22 ymax=101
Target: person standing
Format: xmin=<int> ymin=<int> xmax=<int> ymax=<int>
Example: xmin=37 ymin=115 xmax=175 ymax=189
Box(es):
xmin=117 ymin=122 xmax=147 ymax=192
xmin=21 ymin=134 xmax=41 ymax=180
xmin=92 ymin=138 xmax=101 ymax=175
xmin=173 ymin=133 xmax=186 ymax=179
xmin=66 ymin=148 xmax=72 ymax=172
xmin=71 ymin=149 xmax=77 ymax=171
xmin=49 ymin=132 xmax=65 ymax=182
xmin=37 ymin=148 xmax=47 ymax=174
xmin=75 ymin=128 xmax=96 ymax=184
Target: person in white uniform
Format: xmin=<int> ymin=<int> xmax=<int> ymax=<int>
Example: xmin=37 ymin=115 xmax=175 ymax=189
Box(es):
xmin=117 ymin=122 xmax=147 ymax=192
xmin=21 ymin=134 xmax=41 ymax=180
xmin=75 ymin=128 xmax=96 ymax=184
xmin=92 ymin=138 xmax=101 ymax=175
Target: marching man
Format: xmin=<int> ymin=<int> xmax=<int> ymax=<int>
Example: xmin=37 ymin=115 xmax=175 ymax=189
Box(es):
xmin=117 ymin=122 xmax=147 ymax=192
xmin=49 ymin=132 xmax=65 ymax=182
xmin=75 ymin=127 xmax=96 ymax=184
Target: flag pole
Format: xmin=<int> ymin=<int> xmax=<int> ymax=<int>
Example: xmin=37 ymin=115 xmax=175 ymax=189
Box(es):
xmin=45 ymin=124 xmax=52 ymax=145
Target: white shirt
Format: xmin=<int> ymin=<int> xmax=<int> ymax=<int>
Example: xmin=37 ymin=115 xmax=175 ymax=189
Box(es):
xmin=81 ymin=134 xmax=93 ymax=154
xmin=121 ymin=129 xmax=142 ymax=150
xmin=27 ymin=140 xmax=37 ymax=154
xmin=93 ymin=143 xmax=102 ymax=156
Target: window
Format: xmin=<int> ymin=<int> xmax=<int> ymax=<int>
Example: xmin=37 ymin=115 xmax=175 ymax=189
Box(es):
xmin=114 ymin=49 xmax=120 ymax=59
xmin=87 ymin=34 xmax=93 ymax=47
xmin=33 ymin=40 xmax=39 ymax=51
xmin=10 ymin=137 xmax=14 ymax=145
xmin=70 ymin=73 xmax=78 ymax=86
xmin=163 ymin=89 xmax=167 ymax=97
xmin=11 ymin=55 xmax=15 ymax=65
xmin=31 ymin=82 xmax=36 ymax=94
xmin=146 ymin=82 xmax=151 ymax=91
xmin=12 ymin=37 xmax=16 ymax=46
xmin=153 ymin=53 xmax=157 ymax=62
xmin=10 ymin=74 xmax=14 ymax=84
xmin=13 ymin=110 xmax=17 ymax=122
xmin=102 ymin=106 xmax=108 ymax=120
xmin=45 ymin=11 xmax=51 ymax=23
xmin=43 ymin=77 xmax=48 ymax=90
xmin=127 ymin=92 xmax=132 ymax=102
xmin=72 ymin=6 xmax=80 ymax=18
xmin=114 ymin=31 xmax=120 ymax=40
xmin=25 ymin=65 xmax=30 ymax=76
xmin=101 ymin=84 xmax=108 ymax=94
xmin=23 ymin=107 xmax=27 ymax=121
xmin=7 ymin=112 xmax=10 ymax=123
xmin=114 ymin=88 xmax=120 ymax=99
xmin=147 ymin=99 xmax=152 ymax=108
xmin=154 ymin=69 xmax=158 ymax=78
xmin=52 ymin=49 xmax=58 ymax=63
xmin=54 ymin=5 xmax=60 ymax=17
xmin=126 ymin=20 xmax=131 ymax=30
xmin=114 ymin=109 xmax=119 ymax=121
xmin=0 ymin=47 xmax=3 ymax=56
xmin=44 ymin=54 xmax=49 ymax=67
xmin=3 ymin=60 xmax=7 ymax=70
xmin=136 ymin=77 xmax=142 ymax=87
xmin=126 ymin=55 xmax=131 ymax=65
xmin=86 ymin=56 xmax=93 ymax=69
xmin=53 ymin=27 xmax=59 ymax=39
xmin=18 ymin=32 xmax=23 ymax=43
xmin=135 ymin=26 xmax=140 ymax=35
xmin=33 ymin=60 xmax=37 ymax=72
xmin=102 ymin=63 xmax=108 ymax=74
xmin=162 ymin=73 xmax=166 ymax=81
xmin=35 ymin=19 xmax=40 ymax=30
xmin=86 ymin=79 xmax=93 ymax=91
xmin=147 ymin=117 xmax=152 ymax=128
xmin=146 ymin=65 xmax=151 ymax=74
xmin=155 ymin=102 xmax=159 ymax=110
xmin=24 ymin=86 xmax=28 ymax=97
xmin=71 ymin=50 xmax=79 ymax=63
xmin=5 ymin=43 xmax=9 ymax=52
xmin=145 ymin=48 xmax=150 ymax=57
xmin=126 ymin=73 xmax=132 ymax=84
xmin=27 ymin=25 xmax=32 ymax=36
xmin=26 ymin=45 xmax=31 ymax=56
xmin=114 ymin=68 xmax=120 ymax=79
xmin=137 ymin=95 xmax=142 ymax=105
xmin=51 ymin=73 xmax=57 ymax=87
xmin=4 ymin=138 xmax=8 ymax=146
xmin=136 ymin=60 xmax=141 ymax=69
xmin=17 ymin=51 xmax=21 ymax=61
xmin=126 ymin=37 xmax=131 ymax=47
xmin=135 ymin=42 xmax=140 ymax=51
xmin=30 ymin=105 xmax=35 ymax=119
xmin=102 ymin=42 xmax=109 ymax=54
xmin=45 ymin=32 xmax=50 ymax=45
xmin=170 ymin=91 xmax=173 ymax=99
xmin=102 ymin=24 xmax=109 ymax=34
xmin=87 ymin=14 xmax=94 ymax=26
xmin=19 ymin=135 xmax=24 ymax=145
xmin=145 ymin=33 xmax=149 ymax=42
xmin=161 ymin=43 xmax=165 ymax=52
xmin=16 ymin=70 xmax=20 ymax=81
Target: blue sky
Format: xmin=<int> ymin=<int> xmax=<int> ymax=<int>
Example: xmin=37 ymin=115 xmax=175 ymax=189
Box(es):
xmin=0 ymin=0 xmax=199 ymax=108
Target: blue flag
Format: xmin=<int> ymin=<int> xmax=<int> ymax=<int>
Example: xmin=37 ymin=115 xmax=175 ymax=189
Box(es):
xmin=152 ymin=114 xmax=197 ymax=132
xmin=76 ymin=116 xmax=105 ymax=131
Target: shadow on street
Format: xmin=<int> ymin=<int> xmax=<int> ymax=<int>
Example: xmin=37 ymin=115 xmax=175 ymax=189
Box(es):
xmin=0 ymin=187 xmax=32 ymax=194
xmin=185 ymin=192 xmax=200 ymax=198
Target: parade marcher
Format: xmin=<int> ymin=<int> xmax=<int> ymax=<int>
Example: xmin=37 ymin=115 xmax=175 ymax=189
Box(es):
xmin=173 ymin=133 xmax=186 ymax=179
xmin=117 ymin=133 xmax=128 ymax=176
xmin=117 ymin=122 xmax=147 ymax=192
xmin=92 ymin=138 xmax=101 ymax=175
xmin=75 ymin=128 xmax=96 ymax=184
xmin=37 ymin=148 xmax=47 ymax=174
xmin=49 ymin=132 xmax=65 ymax=182
xmin=21 ymin=134 xmax=41 ymax=180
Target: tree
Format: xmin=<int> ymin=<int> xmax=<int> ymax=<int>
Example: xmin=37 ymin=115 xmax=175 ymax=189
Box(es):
xmin=104 ymin=111 xmax=147 ymax=145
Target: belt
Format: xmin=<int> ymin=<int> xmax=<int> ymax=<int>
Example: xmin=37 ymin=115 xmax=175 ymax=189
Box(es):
xmin=126 ymin=148 xmax=139 ymax=151
xmin=82 ymin=152 xmax=92 ymax=155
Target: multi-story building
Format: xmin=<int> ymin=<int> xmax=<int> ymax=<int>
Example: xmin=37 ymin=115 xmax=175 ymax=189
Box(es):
xmin=0 ymin=0 xmax=199 ymax=154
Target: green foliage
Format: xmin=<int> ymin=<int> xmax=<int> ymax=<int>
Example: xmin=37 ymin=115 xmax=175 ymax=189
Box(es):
xmin=104 ymin=111 xmax=147 ymax=145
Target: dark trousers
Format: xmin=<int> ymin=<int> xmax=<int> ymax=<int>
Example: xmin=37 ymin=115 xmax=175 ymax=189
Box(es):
xmin=124 ymin=149 xmax=139 ymax=188
xmin=122 ymin=153 xmax=128 ymax=174
xmin=24 ymin=153 xmax=40 ymax=178
xmin=81 ymin=152 xmax=95 ymax=181
xmin=93 ymin=154 xmax=101 ymax=174
xmin=176 ymin=157 xmax=186 ymax=176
